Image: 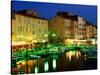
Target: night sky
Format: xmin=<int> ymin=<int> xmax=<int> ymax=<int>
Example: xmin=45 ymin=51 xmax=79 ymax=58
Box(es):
xmin=12 ymin=1 xmax=97 ymax=25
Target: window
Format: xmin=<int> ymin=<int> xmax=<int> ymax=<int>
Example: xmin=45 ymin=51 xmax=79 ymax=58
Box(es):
xmin=39 ymin=29 xmax=41 ymax=33
xmin=65 ymin=24 xmax=71 ymax=28
xmin=44 ymin=29 xmax=47 ymax=33
xmin=32 ymin=31 xmax=35 ymax=34
xmin=38 ymin=20 xmax=40 ymax=24
xmin=42 ymin=21 xmax=44 ymax=24
xmin=78 ymin=25 xmax=83 ymax=28
xmin=45 ymin=21 xmax=47 ymax=24
xmin=17 ymin=26 xmax=19 ymax=32
xmin=22 ymin=26 xmax=24 ymax=32
xmin=33 ymin=24 xmax=34 ymax=28
xmin=20 ymin=26 xmax=22 ymax=32
xmin=18 ymin=16 xmax=21 ymax=23
xmin=27 ymin=19 xmax=30 ymax=24
xmin=54 ymin=19 xmax=57 ymax=22
xmin=17 ymin=26 xmax=23 ymax=32
xmin=24 ymin=17 xmax=27 ymax=23
xmin=26 ymin=26 xmax=28 ymax=32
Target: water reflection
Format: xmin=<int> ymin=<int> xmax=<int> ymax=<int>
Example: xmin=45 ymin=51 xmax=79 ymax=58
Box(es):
xmin=52 ymin=59 xmax=56 ymax=70
xmin=66 ymin=51 xmax=81 ymax=61
xmin=84 ymin=55 xmax=87 ymax=61
xmin=44 ymin=61 xmax=49 ymax=72
xmin=12 ymin=50 xmax=87 ymax=74
xmin=34 ymin=66 xmax=38 ymax=74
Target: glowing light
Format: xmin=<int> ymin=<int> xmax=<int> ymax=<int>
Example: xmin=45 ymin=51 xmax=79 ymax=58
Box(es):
xmin=17 ymin=60 xmax=24 ymax=65
xmin=22 ymin=61 xmax=26 ymax=65
xmin=17 ymin=35 xmax=20 ymax=38
xmin=44 ymin=61 xmax=49 ymax=72
xmin=65 ymin=39 xmax=87 ymax=46
xmin=20 ymin=35 xmax=23 ymax=38
xmin=12 ymin=41 xmax=28 ymax=46
xmin=66 ymin=51 xmax=82 ymax=61
xmin=84 ymin=55 xmax=87 ymax=61
xmin=92 ymin=39 xmax=96 ymax=44
xmin=52 ymin=34 xmax=56 ymax=37
xmin=34 ymin=35 xmax=37 ymax=37
xmin=76 ymin=51 xmax=81 ymax=59
xmin=32 ymin=40 xmax=37 ymax=43
xmin=66 ymin=51 xmax=73 ymax=61
xmin=52 ymin=59 xmax=56 ymax=70
xmin=17 ymin=35 xmax=23 ymax=38
xmin=44 ymin=34 xmax=48 ymax=37
xmin=85 ymin=55 xmax=86 ymax=57
xmin=42 ymin=40 xmax=46 ymax=43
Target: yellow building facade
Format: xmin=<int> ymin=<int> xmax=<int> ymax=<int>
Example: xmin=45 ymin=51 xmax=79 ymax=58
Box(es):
xmin=11 ymin=10 xmax=48 ymax=44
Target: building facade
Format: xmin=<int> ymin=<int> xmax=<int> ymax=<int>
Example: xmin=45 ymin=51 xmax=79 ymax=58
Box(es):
xmin=12 ymin=10 xmax=97 ymax=47
xmin=49 ymin=12 xmax=97 ymax=45
xmin=11 ymin=10 xmax=48 ymax=44
xmin=49 ymin=12 xmax=73 ymax=42
xmin=86 ymin=22 xmax=97 ymax=39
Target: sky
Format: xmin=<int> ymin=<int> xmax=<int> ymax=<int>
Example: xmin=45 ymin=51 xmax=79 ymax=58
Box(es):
xmin=12 ymin=1 xmax=97 ymax=25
